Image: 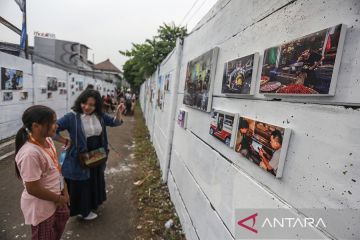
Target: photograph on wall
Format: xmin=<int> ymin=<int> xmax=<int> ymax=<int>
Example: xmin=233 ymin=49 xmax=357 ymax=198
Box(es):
xmin=209 ymin=109 xmax=238 ymax=147
xmin=260 ymin=24 xmax=346 ymax=95
xmin=222 ymin=53 xmax=259 ymax=95
xmin=78 ymin=80 xmax=84 ymax=91
xmin=20 ymin=92 xmax=28 ymax=100
xmin=164 ymin=72 xmax=172 ymax=92
xmin=41 ymin=88 xmax=47 ymax=94
xmin=3 ymin=92 xmax=13 ymax=101
xmin=47 ymin=77 xmax=58 ymax=91
xmin=47 ymin=92 xmax=53 ymax=99
xmin=177 ymin=109 xmax=188 ymax=129
xmin=234 ymin=117 xmax=291 ymax=178
xmin=1 ymin=67 xmax=23 ymax=90
xmin=183 ymin=47 xmax=219 ymax=112
xmin=60 ymin=89 xmax=64 ymax=95
xmin=157 ymin=75 xmax=164 ymax=110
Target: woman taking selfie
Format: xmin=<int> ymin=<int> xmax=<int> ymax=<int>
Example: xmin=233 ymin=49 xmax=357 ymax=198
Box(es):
xmin=55 ymin=89 xmax=125 ymax=220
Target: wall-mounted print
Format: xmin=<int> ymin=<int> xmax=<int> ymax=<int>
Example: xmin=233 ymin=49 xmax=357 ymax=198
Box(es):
xmin=63 ymin=89 xmax=67 ymax=95
xmin=3 ymin=92 xmax=13 ymax=101
xmin=157 ymin=75 xmax=164 ymax=110
xmin=209 ymin=109 xmax=238 ymax=147
xmin=78 ymin=80 xmax=84 ymax=91
xmin=164 ymin=72 xmax=172 ymax=92
xmin=183 ymin=47 xmax=219 ymax=112
xmin=20 ymin=92 xmax=28 ymax=100
xmin=260 ymin=24 xmax=346 ymax=96
xmin=60 ymin=89 xmax=64 ymax=95
xmin=222 ymin=53 xmax=259 ymax=95
xmin=57 ymin=81 xmax=62 ymax=88
xmin=47 ymin=77 xmax=58 ymax=91
xmin=234 ymin=117 xmax=291 ymax=178
xmin=177 ymin=109 xmax=188 ymax=129
xmin=71 ymin=84 xmax=74 ymax=89
xmin=47 ymin=92 xmax=53 ymax=99
xmin=62 ymin=82 xmax=66 ymax=88
xmin=41 ymin=88 xmax=47 ymax=94
xmin=1 ymin=67 xmax=23 ymax=90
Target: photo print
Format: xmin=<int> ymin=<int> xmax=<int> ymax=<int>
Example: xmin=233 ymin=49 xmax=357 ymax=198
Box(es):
xmin=260 ymin=24 xmax=346 ymax=95
xmin=222 ymin=53 xmax=259 ymax=95
xmin=234 ymin=117 xmax=291 ymax=178
xmin=1 ymin=67 xmax=23 ymax=90
xmin=183 ymin=47 xmax=219 ymax=112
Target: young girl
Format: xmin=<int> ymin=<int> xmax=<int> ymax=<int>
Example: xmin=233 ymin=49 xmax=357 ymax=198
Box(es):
xmin=15 ymin=105 xmax=70 ymax=240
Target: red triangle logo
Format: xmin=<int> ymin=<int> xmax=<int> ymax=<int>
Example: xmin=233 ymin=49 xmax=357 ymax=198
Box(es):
xmin=237 ymin=213 xmax=258 ymax=234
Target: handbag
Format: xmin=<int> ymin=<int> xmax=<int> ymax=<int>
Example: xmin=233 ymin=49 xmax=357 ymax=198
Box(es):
xmin=75 ymin=113 xmax=108 ymax=168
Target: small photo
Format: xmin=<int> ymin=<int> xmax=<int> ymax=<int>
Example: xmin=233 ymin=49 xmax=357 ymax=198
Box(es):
xmin=47 ymin=92 xmax=52 ymax=99
xmin=20 ymin=92 xmax=28 ymax=100
xmin=234 ymin=117 xmax=291 ymax=178
xmin=62 ymin=82 xmax=66 ymax=88
xmin=57 ymin=82 xmax=62 ymax=87
xmin=41 ymin=88 xmax=47 ymax=94
xmin=209 ymin=110 xmax=238 ymax=147
xmin=1 ymin=67 xmax=23 ymax=90
xmin=177 ymin=109 xmax=188 ymax=129
xmin=63 ymin=89 xmax=67 ymax=95
xmin=164 ymin=72 xmax=172 ymax=91
xmin=60 ymin=89 xmax=64 ymax=94
xmin=3 ymin=92 xmax=13 ymax=101
xmin=71 ymin=84 xmax=74 ymax=89
xmin=47 ymin=77 xmax=58 ymax=91
xmin=222 ymin=53 xmax=259 ymax=95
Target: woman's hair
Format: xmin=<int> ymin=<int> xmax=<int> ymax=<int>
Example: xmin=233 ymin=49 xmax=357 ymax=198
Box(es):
xmin=15 ymin=105 xmax=56 ymax=178
xmin=72 ymin=89 xmax=103 ymax=116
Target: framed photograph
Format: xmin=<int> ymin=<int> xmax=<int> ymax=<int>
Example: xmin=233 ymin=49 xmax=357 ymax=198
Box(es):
xmin=47 ymin=77 xmax=58 ymax=91
xmin=62 ymin=82 xmax=66 ymax=88
xmin=64 ymin=89 xmax=67 ymax=95
xmin=177 ymin=109 xmax=188 ymax=129
xmin=60 ymin=89 xmax=64 ymax=95
xmin=78 ymin=80 xmax=84 ymax=91
xmin=20 ymin=92 xmax=28 ymax=100
xmin=260 ymin=24 xmax=346 ymax=96
xmin=183 ymin=47 xmax=219 ymax=112
xmin=47 ymin=92 xmax=53 ymax=99
xmin=234 ymin=117 xmax=291 ymax=178
xmin=1 ymin=67 xmax=23 ymax=90
xmin=57 ymin=81 xmax=62 ymax=87
xmin=164 ymin=72 xmax=172 ymax=92
xmin=41 ymin=88 xmax=47 ymax=94
xmin=157 ymin=75 xmax=165 ymax=110
xmin=3 ymin=92 xmax=13 ymax=101
xmin=209 ymin=109 xmax=238 ymax=148
xmin=222 ymin=53 xmax=259 ymax=95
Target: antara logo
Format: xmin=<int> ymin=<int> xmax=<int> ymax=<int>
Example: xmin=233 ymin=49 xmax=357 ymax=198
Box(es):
xmin=237 ymin=213 xmax=258 ymax=234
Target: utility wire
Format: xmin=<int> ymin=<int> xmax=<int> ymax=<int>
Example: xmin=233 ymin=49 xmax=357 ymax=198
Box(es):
xmin=184 ymin=0 xmax=209 ymax=28
xmin=180 ymin=0 xmax=201 ymax=26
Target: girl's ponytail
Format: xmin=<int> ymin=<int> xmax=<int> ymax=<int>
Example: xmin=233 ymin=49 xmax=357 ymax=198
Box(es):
xmin=15 ymin=126 xmax=30 ymax=178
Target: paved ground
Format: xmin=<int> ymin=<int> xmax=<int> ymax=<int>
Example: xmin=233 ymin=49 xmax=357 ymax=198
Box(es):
xmin=0 ymin=114 xmax=137 ymax=240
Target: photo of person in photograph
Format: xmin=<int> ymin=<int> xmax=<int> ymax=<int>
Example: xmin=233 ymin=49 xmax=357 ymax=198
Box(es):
xmin=47 ymin=77 xmax=58 ymax=91
xmin=260 ymin=24 xmax=345 ymax=95
xmin=183 ymin=48 xmax=218 ymax=112
xmin=222 ymin=54 xmax=257 ymax=94
xmin=235 ymin=117 xmax=289 ymax=177
xmin=1 ymin=67 xmax=23 ymax=90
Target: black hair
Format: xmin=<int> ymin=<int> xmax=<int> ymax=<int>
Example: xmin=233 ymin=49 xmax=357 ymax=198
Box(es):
xmin=271 ymin=130 xmax=283 ymax=145
xmin=239 ymin=119 xmax=249 ymax=129
xmin=15 ymin=105 xmax=56 ymax=178
xmin=72 ymin=89 xmax=103 ymax=116
xmin=86 ymin=84 xmax=94 ymax=90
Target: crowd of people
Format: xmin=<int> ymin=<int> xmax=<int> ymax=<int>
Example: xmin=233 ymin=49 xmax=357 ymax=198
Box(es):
xmin=14 ymin=85 xmax=136 ymax=239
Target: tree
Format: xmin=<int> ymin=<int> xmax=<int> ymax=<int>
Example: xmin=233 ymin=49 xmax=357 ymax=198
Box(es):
xmin=120 ymin=23 xmax=187 ymax=89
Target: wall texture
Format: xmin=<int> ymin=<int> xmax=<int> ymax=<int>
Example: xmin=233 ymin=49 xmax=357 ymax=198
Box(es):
xmin=0 ymin=51 xmax=116 ymax=141
xmin=139 ymin=0 xmax=360 ymax=239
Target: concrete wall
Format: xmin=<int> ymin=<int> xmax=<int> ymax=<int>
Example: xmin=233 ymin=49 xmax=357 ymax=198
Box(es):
xmin=0 ymin=51 xmax=117 ymax=141
xmin=139 ymin=0 xmax=360 ymax=239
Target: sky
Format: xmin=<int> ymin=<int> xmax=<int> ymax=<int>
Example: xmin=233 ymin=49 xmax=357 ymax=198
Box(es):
xmin=0 ymin=0 xmax=218 ymax=70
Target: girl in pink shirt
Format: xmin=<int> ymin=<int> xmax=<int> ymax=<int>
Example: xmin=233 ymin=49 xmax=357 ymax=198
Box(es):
xmin=15 ymin=105 xmax=70 ymax=240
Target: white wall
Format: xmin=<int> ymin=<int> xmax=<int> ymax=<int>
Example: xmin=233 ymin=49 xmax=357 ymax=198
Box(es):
xmin=139 ymin=0 xmax=360 ymax=239
xmin=0 ymin=52 xmax=117 ymax=140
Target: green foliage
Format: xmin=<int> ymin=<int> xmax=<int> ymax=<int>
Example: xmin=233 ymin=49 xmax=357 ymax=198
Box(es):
xmin=120 ymin=23 xmax=187 ymax=89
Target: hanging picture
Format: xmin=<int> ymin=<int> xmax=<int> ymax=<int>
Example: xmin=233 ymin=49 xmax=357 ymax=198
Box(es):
xmin=222 ymin=53 xmax=259 ymax=95
xmin=20 ymin=92 xmax=28 ymax=100
xmin=234 ymin=117 xmax=291 ymax=178
xmin=164 ymin=72 xmax=172 ymax=92
xmin=157 ymin=75 xmax=164 ymax=110
xmin=260 ymin=24 xmax=346 ymax=96
xmin=183 ymin=47 xmax=219 ymax=112
xmin=60 ymin=89 xmax=64 ymax=95
xmin=209 ymin=109 xmax=238 ymax=147
xmin=47 ymin=92 xmax=53 ymax=99
xmin=177 ymin=109 xmax=188 ymax=129
xmin=47 ymin=77 xmax=58 ymax=91
xmin=41 ymin=88 xmax=47 ymax=94
xmin=3 ymin=92 xmax=13 ymax=101
xmin=1 ymin=67 xmax=23 ymax=90
xmin=78 ymin=80 xmax=84 ymax=91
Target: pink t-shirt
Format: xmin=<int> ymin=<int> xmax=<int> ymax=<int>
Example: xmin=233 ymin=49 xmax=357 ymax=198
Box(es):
xmin=15 ymin=138 xmax=61 ymax=226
